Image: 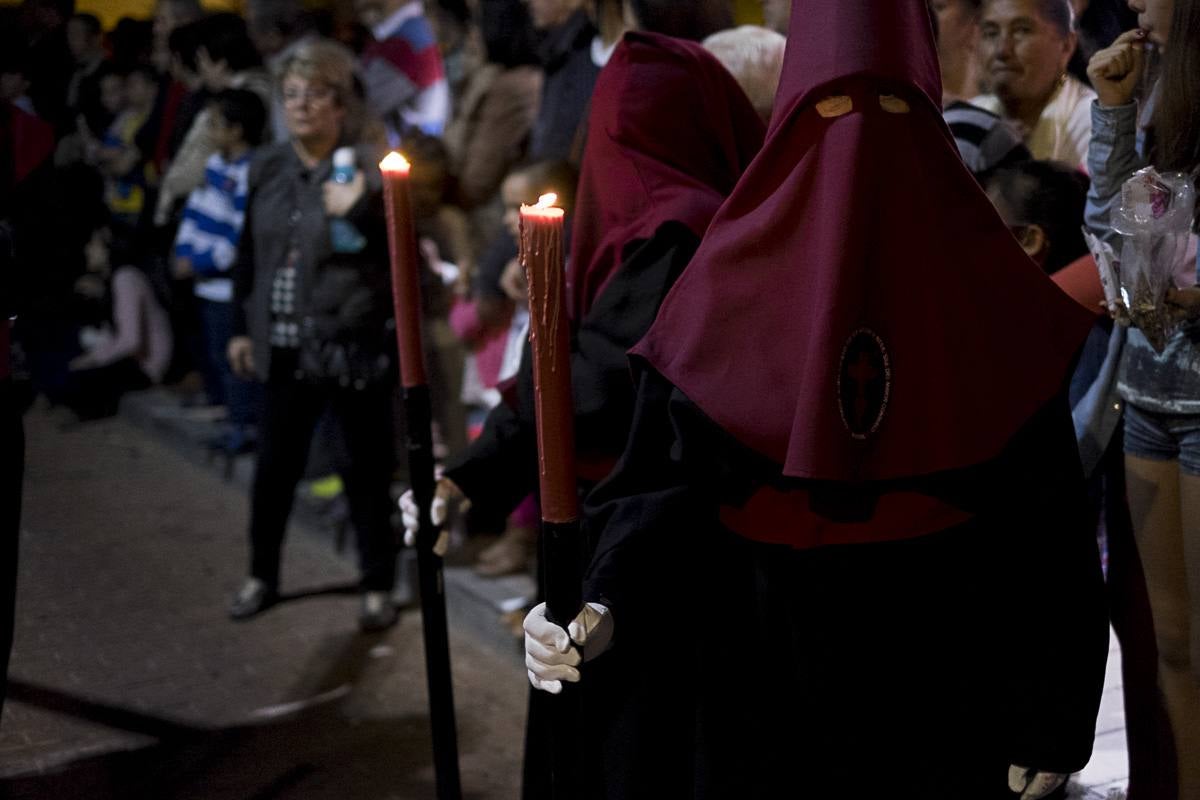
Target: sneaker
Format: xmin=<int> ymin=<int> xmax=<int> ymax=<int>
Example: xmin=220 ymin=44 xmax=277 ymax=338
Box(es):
xmin=359 ymin=591 xmax=398 ymax=632
xmin=229 ymin=577 xmax=278 ymax=620
xmin=307 ymin=475 xmax=344 ymax=501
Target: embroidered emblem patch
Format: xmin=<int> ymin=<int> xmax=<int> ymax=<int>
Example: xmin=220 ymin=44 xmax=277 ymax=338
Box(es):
xmin=837 ymin=329 xmax=891 ymax=440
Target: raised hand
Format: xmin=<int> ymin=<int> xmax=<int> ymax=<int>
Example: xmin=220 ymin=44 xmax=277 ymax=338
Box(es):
xmin=1087 ymin=29 xmax=1147 ymax=108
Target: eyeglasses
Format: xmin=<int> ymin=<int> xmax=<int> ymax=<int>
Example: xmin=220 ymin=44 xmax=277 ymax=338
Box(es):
xmin=281 ymin=84 xmax=336 ymax=107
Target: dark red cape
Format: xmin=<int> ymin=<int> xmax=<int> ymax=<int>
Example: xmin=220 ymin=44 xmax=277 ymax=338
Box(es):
xmin=566 ymin=31 xmax=765 ymax=320
xmin=632 ymin=0 xmax=1094 ymax=484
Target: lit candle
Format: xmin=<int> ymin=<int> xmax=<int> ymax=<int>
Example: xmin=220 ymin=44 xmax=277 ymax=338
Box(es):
xmin=519 ymin=192 xmax=578 ymax=524
xmin=380 ymin=151 xmax=427 ymax=389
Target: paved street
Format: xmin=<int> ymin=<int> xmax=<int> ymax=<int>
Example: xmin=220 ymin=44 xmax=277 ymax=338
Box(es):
xmin=0 ymin=407 xmax=527 ymax=799
xmin=0 ymin=400 xmax=1135 ymax=799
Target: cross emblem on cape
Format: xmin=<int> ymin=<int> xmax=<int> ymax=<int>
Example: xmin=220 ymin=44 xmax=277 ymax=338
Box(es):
xmin=837 ymin=329 xmax=891 ymax=440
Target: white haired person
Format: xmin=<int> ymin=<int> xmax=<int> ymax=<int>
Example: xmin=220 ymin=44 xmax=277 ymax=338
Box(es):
xmin=702 ymin=25 xmax=786 ymax=123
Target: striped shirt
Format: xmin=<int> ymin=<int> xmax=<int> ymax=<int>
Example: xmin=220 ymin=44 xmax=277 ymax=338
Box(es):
xmin=362 ymin=1 xmax=450 ymax=143
xmin=942 ymin=101 xmax=1030 ymax=178
xmin=174 ymin=152 xmax=251 ymax=303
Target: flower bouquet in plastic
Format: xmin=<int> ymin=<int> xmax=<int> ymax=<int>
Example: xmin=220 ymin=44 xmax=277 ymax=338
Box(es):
xmin=1090 ymin=167 xmax=1196 ymax=351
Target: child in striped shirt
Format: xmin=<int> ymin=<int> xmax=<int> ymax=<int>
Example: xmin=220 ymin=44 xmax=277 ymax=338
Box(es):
xmin=173 ymin=88 xmax=267 ymax=448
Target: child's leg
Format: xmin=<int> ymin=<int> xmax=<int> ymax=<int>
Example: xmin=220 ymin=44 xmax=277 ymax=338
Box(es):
xmin=1174 ymin=443 xmax=1200 ymax=800
xmin=1127 ymin=453 xmax=1198 ymax=799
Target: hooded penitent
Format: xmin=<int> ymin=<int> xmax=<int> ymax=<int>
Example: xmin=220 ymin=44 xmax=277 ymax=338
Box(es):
xmin=632 ymin=0 xmax=1094 ymax=490
xmin=566 ymin=31 xmax=765 ymax=320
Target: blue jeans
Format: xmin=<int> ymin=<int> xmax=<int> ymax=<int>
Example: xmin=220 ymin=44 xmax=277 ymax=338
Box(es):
xmin=197 ymin=299 xmax=260 ymax=427
xmin=1123 ymin=401 xmax=1200 ymax=476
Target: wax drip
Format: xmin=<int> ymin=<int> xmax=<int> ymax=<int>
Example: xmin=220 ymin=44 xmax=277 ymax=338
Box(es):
xmin=520 ymin=213 xmax=568 ymax=490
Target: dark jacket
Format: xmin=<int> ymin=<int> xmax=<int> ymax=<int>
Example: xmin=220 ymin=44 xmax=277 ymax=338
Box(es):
xmin=529 ymin=9 xmax=599 ymax=162
xmin=232 ymin=141 xmax=389 ymax=380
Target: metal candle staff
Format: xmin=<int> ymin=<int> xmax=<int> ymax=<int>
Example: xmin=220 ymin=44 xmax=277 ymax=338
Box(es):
xmin=519 ymin=193 xmax=587 ymax=798
xmin=380 ymin=151 xmax=462 ymax=800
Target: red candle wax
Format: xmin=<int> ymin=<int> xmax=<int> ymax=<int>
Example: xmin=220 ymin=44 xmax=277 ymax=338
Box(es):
xmin=520 ymin=193 xmax=579 ymax=524
xmin=380 ymin=151 xmax=428 ymax=389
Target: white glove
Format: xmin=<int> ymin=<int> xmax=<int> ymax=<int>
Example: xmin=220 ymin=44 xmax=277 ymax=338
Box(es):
xmin=398 ymin=486 xmax=451 ymax=557
xmin=524 ymin=601 xmax=614 ymax=694
xmin=1007 ymin=765 xmax=1067 ymax=799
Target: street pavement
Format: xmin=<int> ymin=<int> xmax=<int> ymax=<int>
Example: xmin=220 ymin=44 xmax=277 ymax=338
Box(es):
xmin=0 ymin=401 xmax=1134 ymax=799
xmin=0 ymin=407 xmax=527 ymax=799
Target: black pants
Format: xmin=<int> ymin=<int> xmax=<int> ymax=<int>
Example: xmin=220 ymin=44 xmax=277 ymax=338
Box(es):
xmin=1 ymin=379 xmax=25 ymax=715
xmin=248 ymin=350 xmax=397 ymax=591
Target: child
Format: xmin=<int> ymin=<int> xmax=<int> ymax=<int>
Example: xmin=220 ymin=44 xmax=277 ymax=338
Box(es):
xmin=64 ymin=224 xmax=173 ymax=419
xmin=172 ymin=88 xmax=267 ymax=450
xmin=94 ymin=65 xmax=159 ymax=229
xmin=985 ymin=160 xmax=1093 ymax=276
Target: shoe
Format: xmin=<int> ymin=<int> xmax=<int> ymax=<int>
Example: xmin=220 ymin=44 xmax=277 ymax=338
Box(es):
xmin=359 ymin=591 xmax=398 ymax=632
xmin=229 ymin=577 xmax=278 ymax=620
xmin=206 ymin=426 xmax=257 ymax=456
xmin=500 ymin=609 xmax=528 ymax=641
xmin=307 ymin=475 xmax=344 ymax=501
xmin=474 ymin=526 xmax=534 ymax=577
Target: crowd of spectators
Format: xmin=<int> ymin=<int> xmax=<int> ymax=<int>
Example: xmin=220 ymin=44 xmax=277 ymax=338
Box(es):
xmin=0 ymin=0 xmax=788 ymax=617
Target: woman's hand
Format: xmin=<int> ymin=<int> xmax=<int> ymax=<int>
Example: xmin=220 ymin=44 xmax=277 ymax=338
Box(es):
xmin=1088 ymin=29 xmax=1147 ymax=108
xmin=323 ymin=171 xmax=365 ymax=218
xmin=227 ymin=335 xmax=256 ymax=378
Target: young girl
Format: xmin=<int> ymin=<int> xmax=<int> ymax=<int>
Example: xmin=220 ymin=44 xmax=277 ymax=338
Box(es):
xmin=1088 ymin=1 xmax=1200 ymax=796
xmin=64 ymin=225 xmax=173 ymax=419
xmin=990 ymin=157 xmax=1180 ymax=799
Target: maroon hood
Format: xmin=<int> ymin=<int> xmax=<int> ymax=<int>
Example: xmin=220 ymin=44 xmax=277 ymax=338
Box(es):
xmin=633 ymin=0 xmax=1094 ymax=483
xmin=567 ymin=31 xmax=765 ymax=319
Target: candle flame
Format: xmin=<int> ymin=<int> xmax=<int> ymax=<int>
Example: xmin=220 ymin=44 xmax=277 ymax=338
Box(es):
xmin=521 ymin=191 xmax=564 ymax=219
xmin=380 ymin=151 xmax=411 ymax=173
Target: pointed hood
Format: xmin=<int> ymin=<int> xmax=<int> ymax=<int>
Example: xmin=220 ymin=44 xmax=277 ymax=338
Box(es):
xmin=632 ymin=0 xmax=1094 ymax=484
xmin=772 ymin=0 xmax=942 ymax=123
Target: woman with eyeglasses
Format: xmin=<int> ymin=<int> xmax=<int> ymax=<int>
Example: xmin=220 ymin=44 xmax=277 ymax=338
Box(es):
xmin=226 ymin=39 xmax=400 ymax=632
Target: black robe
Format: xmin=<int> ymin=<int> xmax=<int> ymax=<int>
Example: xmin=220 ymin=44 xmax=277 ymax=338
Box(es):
xmin=440 ymin=223 xmax=700 ymax=800
xmin=578 ymin=364 xmax=1109 ymax=799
